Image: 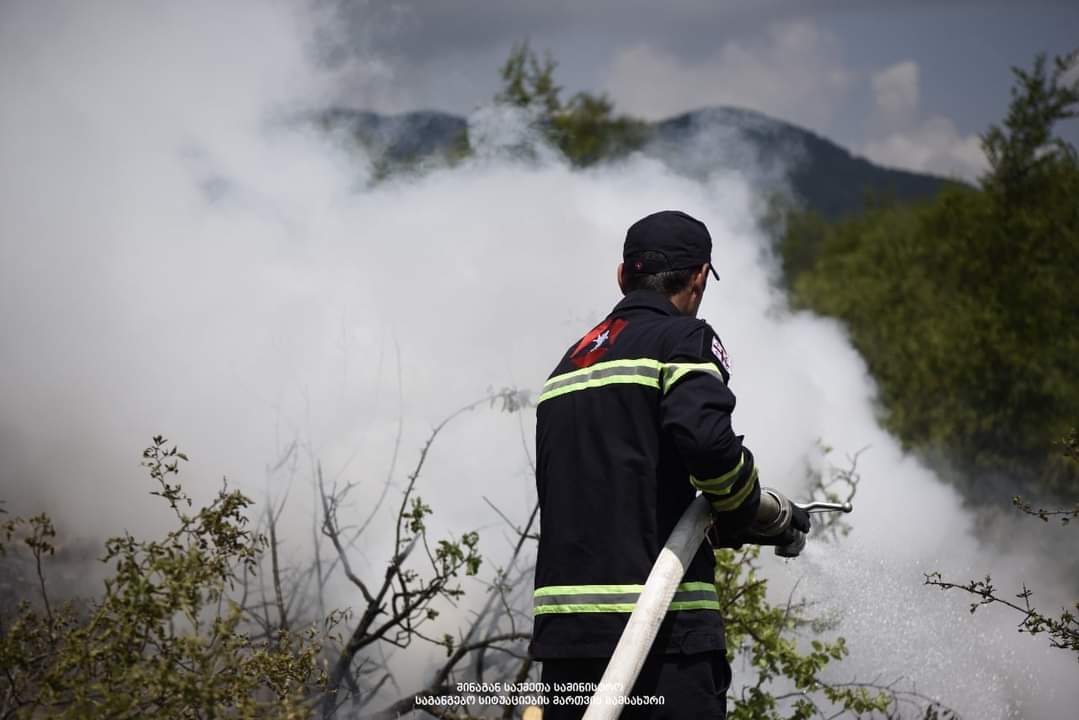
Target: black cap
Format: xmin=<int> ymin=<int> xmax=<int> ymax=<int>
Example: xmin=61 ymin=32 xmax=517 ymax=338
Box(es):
xmin=623 ymin=210 xmax=720 ymax=281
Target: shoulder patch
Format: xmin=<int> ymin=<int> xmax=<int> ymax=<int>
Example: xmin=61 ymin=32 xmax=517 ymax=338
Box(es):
xmin=711 ymin=334 xmax=731 ymax=373
xmin=569 ymin=317 xmax=628 ymax=369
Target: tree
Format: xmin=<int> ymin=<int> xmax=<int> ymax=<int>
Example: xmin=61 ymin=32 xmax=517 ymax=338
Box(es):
xmin=316 ymin=389 xmax=532 ymax=718
xmin=981 ymin=51 xmax=1079 ymax=205
xmin=0 ymin=436 xmax=326 ymax=719
xmin=496 ymin=41 xmax=562 ymax=116
xmin=495 ymin=41 xmax=649 ymax=167
xmin=778 ymin=50 xmax=1079 ymax=500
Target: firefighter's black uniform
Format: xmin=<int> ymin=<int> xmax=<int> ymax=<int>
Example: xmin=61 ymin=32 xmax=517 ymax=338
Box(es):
xmin=531 ymin=289 xmax=762 ymax=719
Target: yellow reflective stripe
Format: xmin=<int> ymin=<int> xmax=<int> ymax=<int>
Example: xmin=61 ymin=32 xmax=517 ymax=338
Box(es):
xmin=539 ymin=375 xmax=660 ymax=404
xmin=538 ymin=358 xmax=728 ymax=404
xmin=534 ymin=581 xmax=714 ymax=598
xmin=543 ymin=358 xmax=663 ymax=389
xmin=672 ymin=581 xmax=716 ymax=593
xmin=708 ymin=467 xmax=758 ymax=512
xmin=534 ymin=603 xmax=638 ymax=614
xmin=538 ymin=359 xmax=663 ymax=404
xmin=662 ymin=362 xmax=726 ymax=394
xmin=690 ymin=452 xmax=745 ymax=494
xmin=669 ymin=599 xmax=722 ymax=611
xmin=533 ymin=582 xmax=720 ymax=615
xmin=533 ymin=600 xmax=721 ymax=615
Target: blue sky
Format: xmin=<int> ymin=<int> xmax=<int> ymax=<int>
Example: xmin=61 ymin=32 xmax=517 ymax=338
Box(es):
xmin=322 ymin=0 xmax=1079 ymax=180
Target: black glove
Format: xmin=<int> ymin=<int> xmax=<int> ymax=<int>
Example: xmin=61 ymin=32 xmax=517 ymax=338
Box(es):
xmin=707 ymin=522 xmax=748 ymax=550
xmin=709 ymin=489 xmax=812 ymax=557
xmin=770 ymin=506 xmax=810 ymax=558
xmin=790 ymin=502 xmax=811 ymax=533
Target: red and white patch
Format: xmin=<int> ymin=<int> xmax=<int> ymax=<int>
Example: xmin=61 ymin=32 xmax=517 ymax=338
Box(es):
xmin=711 ymin=335 xmax=731 ymax=372
xmin=569 ymin=317 xmax=628 ymax=369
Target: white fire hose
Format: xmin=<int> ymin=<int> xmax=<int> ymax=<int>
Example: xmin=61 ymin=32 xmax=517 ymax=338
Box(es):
xmin=581 ymin=495 xmax=712 ymax=720
xmin=580 ymin=492 xmax=852 ymax=719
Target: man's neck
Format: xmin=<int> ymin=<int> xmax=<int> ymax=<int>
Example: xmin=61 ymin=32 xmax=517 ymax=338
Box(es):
xmin=667 ymin=288 xmax=697 ymax=317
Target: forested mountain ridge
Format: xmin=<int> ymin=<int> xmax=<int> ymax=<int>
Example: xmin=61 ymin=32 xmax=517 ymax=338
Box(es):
xmin=317 ymin=105 xmax=955 ymax=219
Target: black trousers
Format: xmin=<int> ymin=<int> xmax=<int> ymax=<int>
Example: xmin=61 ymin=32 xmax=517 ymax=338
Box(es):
xmin=539 ymin=651 xmax=730 ymax=719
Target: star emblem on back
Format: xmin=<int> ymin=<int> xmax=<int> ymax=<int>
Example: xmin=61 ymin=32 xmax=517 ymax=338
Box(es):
xmin=569 ymin=318 xmax=628 ymax=368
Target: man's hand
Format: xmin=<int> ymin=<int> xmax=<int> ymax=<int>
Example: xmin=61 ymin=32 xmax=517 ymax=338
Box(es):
xmin=770 ymin=501 xmax=810 ymax=557
xmin=708 ymin=489 xmax=812 ymax=557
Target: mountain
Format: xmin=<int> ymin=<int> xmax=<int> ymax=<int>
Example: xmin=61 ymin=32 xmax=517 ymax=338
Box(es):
xmin=319 ymin=108 xmax=468 ymax=164
xmin=317 ymin=106 xmax=957 ymax=218
xmin=647 ymin=107 xmax=957 ymax=218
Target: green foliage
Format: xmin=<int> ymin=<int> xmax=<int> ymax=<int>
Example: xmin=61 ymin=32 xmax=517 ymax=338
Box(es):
xmin=496 ymin=41 xmax=562 ymax=116
xmin=0 ymin=436 xmax=326 ymax=719
xmin=1060 ymin=427 xmax=1079 ymax=466
xmin=717 ymin=448 xmax=954 ymax=718
xmin=495 ymin=41 xmax=649 ymax=166
xmin=716 ymin=546 xmax=952 ymax=718
xmin=772 ymin=202 xmax=832 ymax=283
xmin=1 ymin=396 xmax=526 ymax=718
xmin=779 ymin=50 xmax=1079 ymax=499
xmin=981 ymin=51 xmax=1079 ymax=203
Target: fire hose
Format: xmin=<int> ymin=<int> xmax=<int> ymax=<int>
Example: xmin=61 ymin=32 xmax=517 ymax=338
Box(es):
xmin=580 ymin=490 xmax=852 ymax=720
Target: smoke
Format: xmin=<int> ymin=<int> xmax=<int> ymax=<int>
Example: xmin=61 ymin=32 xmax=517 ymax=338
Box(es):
xmin=1 ymin=1 xmax=1075 ymax=717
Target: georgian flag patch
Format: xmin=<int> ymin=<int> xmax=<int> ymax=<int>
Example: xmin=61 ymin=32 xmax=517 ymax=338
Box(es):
xmin=711 ymin=335 xmax=731 ymax=373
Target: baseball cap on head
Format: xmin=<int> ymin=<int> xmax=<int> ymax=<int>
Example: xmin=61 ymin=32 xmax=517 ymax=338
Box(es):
xmin=623 ymin=210 xmax=720 ymax=281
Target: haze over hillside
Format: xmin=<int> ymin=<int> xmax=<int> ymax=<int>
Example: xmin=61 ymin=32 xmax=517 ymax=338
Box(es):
xmin=319 ymin=104 xmax=956 ymax=219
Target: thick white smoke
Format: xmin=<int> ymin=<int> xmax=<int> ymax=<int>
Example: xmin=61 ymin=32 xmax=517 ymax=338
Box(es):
xmin=1 ymin=2 xmax=1074 ymax=717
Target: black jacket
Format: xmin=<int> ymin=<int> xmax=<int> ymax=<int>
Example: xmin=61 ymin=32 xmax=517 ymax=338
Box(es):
xmin=530 ymin=290 xmax=761 ymax=659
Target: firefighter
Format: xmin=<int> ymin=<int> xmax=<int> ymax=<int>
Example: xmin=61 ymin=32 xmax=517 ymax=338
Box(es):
xmin=530 ymin=210 xmax=810 ymax=718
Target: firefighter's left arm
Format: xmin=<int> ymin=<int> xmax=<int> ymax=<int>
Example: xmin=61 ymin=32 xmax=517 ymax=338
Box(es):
xmin=659 ymin=323 xmax=760 ymax=534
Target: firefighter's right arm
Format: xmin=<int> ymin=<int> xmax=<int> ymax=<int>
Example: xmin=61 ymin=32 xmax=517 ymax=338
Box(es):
xmin=659 ymin=324 xmax=760 ymax=536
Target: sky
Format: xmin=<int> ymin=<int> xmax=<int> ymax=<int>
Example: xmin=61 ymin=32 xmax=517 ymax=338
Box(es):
xmin=322 ymin=0 xmax=1079 ymax=181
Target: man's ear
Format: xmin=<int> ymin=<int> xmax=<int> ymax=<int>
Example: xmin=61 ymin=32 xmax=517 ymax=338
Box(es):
xmin=617 ymin=262 xmax=627 ymax=294
xmin=693 ymin=264 xmax=709 ymax=293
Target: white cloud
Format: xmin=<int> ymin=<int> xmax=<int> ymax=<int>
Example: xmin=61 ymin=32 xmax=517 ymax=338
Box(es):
xmin=862 ymin=59 xmax=986 ymax=181
xmin=871 ymin=60 xmax=919 ymax=124
xmin=604 ymin=20 xmax=853 ymax=133
xmin=864 ymin=115 xmax=987 ymax=181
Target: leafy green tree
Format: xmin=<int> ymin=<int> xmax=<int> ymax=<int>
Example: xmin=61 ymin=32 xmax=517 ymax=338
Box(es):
xmin=0 ymin=436 xmax=326 ymax=719
xmin=496 ymin=41 xmax=562 ymax=116
xmin=495 ymin=41 xmax=649 ymax=166
xmin=981 ymin=51 xmax=1079 ymax=204
xmin=779 ymin=50 xmax=1079 ymax=499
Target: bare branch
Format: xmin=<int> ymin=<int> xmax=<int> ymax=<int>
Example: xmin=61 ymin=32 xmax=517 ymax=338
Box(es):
xmin=318 ymin=464 xmax=375 ymax=606
xmin=925 ymin=572 xmax=1079 ymax=655
xmin=267 ymin=496 xmax=290 ymax=634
